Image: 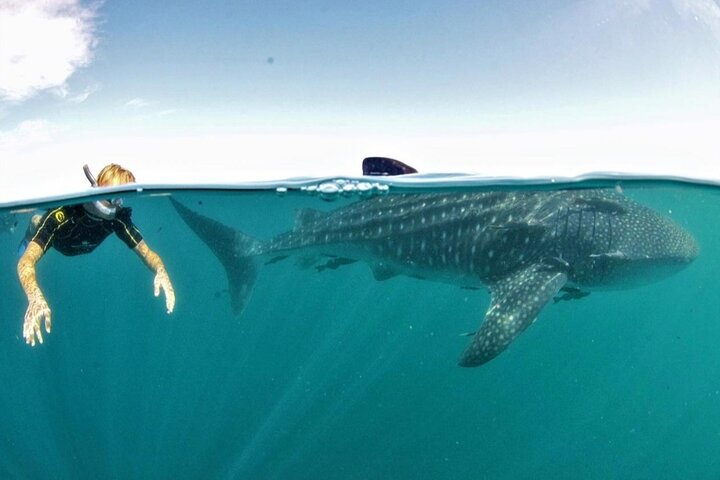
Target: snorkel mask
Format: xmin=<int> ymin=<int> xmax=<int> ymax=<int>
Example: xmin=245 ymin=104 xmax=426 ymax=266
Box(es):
xmin=82 ymin=164 xmax=123 ymax=220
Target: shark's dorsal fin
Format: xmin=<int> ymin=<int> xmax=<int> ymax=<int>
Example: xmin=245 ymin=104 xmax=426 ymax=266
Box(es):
xmin=295 ymin=208 xmax=327 ymax=229
xmin=458 ymin=263 xmax=567 ymax=367
xmin=362 ymin=157 xmax=418 ymax=176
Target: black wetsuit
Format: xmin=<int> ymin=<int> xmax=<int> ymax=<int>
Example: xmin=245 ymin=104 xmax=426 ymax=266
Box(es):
xmin=28 ymin=204 xmax=143 ymax=256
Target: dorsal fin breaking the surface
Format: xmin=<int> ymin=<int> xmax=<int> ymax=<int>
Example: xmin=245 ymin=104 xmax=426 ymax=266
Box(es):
xmin=362 ymin=157 xmax=418 ymax=176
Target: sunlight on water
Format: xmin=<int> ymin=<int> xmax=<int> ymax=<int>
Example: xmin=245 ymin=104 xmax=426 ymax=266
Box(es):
xmin=1 ymin=177 xmax=719 ymax=479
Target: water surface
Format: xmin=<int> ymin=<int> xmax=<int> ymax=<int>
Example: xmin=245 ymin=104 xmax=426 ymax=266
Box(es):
xmin=1 ymin=178 xmax=718 ymax=479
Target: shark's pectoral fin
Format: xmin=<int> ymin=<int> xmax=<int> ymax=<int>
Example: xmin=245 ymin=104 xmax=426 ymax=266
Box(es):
xmin=458 ymin=264 xmax=567 ymax=367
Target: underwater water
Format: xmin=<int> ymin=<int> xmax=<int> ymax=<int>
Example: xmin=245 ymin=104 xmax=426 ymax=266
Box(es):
xmin=1 ymin=178 xmax=719 ymax=479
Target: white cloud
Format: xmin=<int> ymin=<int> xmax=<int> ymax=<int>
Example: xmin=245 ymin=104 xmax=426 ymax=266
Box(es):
xmin=672 ymin=0 xmax=720 ymax=41
xmin=124 ymin=98 xmax=150 ymax=109
xmin=0 ymin=0 xmax=98 ymax=103
xmin=156 ymin=108 xmax=179 ymax=117
xmin=66 ymin=83 xmax=100 ymax=103
xmin=0 ymin=119 xmax=57 ymax=149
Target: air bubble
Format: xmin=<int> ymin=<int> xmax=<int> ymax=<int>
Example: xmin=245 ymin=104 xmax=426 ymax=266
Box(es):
xmin=318 ymin=182 xmax=340 ymax=194
xmin=301 ymin=178 xmax=391 ymax=199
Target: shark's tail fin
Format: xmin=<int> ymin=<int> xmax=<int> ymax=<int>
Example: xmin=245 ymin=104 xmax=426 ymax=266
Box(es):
xmin=170 ymin=198 xmax=260 ymax=316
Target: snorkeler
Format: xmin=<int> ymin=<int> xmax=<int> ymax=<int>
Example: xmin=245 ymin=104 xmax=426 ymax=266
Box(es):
xmin=17 ymin=164 xmax=175 ymax=347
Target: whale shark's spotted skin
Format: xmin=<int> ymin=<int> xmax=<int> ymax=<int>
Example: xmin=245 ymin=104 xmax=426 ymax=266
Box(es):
xmin=171 ymin=189 xmax=698 ymax=367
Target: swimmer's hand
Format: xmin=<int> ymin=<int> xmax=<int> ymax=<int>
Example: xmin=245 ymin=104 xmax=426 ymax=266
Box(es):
xmin=23 ymin=293 xmax=51 ymax=347
xmin=154 ymin=267 xmax=175 ymax=314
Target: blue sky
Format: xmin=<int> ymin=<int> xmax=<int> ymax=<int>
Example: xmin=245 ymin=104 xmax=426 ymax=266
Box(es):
xmin=1 ymin=0 xmax=720 ymax=201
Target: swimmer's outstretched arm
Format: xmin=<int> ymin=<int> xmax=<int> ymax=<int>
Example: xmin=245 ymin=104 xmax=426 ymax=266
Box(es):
xmin=133 ymin=240 xmax=175 ymax=313
xmin=17 ymin=241 xmax=52 ymax=346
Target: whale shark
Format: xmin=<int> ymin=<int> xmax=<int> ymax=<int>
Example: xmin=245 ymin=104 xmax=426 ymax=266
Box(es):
xmin=170 ymin=189 xmax=698 ymax=367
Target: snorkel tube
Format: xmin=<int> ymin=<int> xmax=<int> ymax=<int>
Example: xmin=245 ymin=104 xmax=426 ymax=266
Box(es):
xmin=83 ymin=164 xmax=121 ymax=220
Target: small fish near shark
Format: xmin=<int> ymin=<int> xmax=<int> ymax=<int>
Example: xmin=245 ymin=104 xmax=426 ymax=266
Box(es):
xmin=170 ymin=187 xmax=698 ymax=367
xmin=0 ymin=212 xmax=18 ymax=235
xmin=554 ymin=286 xmax=591 ymax=303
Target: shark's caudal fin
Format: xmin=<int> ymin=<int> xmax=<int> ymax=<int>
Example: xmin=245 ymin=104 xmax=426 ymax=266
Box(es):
xmin=458 ymin=263 xmax=567 ymax=367
xmin=170 ymin=198 xmax=260 ymax=316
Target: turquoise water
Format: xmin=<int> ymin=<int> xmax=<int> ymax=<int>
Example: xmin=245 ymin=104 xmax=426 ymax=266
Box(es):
xmin=1 ymin=179 xmax=719 ymax=479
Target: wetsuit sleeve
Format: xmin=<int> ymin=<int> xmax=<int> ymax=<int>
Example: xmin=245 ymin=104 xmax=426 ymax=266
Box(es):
xmin=30 ymin=208 xmax=69 ymax=252
xmin=113 ymin=207 xmax=144 ymax=249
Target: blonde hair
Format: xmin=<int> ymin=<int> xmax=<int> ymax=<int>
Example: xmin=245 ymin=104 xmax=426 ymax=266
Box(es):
xmin=96 ymin=164 xmax=136 ymax=186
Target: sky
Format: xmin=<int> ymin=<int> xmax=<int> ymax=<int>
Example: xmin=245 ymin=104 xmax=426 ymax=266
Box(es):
xmin=1 ymin=0 xmax=720 ymax=203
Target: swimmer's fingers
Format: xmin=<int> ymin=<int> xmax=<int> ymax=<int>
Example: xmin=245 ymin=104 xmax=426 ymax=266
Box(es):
xmin=154 ymin=269 xmax=175 ymax=314
xmin=33 ymin=316 xmax=43 ymax=345
xmin=22 ymin=309 xmax=38 ymax=346
xmin=164 ymin=280 xmax=175 ymax=314
xmin=23 ymin=301 xmax=48 ymax=347
xmin=42 ymin=304 xmax=52 ymax=335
